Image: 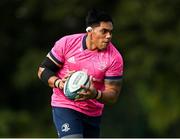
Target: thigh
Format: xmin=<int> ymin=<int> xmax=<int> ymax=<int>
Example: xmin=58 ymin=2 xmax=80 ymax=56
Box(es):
xmin=83 ymin=115 xmax=101 ymax=138
xmin=52 ymin=107 xmax=83 ymax=138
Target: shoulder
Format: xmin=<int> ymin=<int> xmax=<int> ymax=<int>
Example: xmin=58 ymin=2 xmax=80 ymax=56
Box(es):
xmin=106 ymin=43 xmax=123 ymax=62
xmin=53 ymin=33 xmax=86 ymax=54
xmin=53 ymin=33 xmax=86 ymax=49
xmin=104 ymin=43 xmax=124 ymax=77
xmin=57 ymin=33 xmax=85 ymax=43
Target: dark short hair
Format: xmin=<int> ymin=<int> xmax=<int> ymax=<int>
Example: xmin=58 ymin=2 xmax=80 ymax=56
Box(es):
xmin=86 ymin=9 xmax=113 ymax=27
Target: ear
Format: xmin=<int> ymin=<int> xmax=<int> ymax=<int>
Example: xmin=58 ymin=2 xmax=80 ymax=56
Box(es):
xmin=86 ymin=27 xmax=92 ymax=32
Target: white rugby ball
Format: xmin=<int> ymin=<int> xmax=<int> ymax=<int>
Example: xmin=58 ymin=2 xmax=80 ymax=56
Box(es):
xmin=63 ymin=71 xmax=90 ymax=100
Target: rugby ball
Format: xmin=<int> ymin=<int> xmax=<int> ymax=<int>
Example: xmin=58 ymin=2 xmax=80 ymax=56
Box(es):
xmin=63 ymin=71 xmax=90 ymax=100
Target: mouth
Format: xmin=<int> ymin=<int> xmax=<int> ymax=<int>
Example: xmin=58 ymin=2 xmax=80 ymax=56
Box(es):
xmin=103 ymin=40 xmax=110 ymax=43
xmin=103 ymin=41 xmax=109 ymax=45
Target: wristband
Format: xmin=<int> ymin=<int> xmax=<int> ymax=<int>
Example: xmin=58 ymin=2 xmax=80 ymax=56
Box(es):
xmin=54 ymin=78 xmax=58 ymax=87
xmin=96 ymin=90 xmax=102 ymax=100
xmin=54 ymin=79 xmax=61 ymax=88
xmin=94 ymin=90 xmax=99 ymax=98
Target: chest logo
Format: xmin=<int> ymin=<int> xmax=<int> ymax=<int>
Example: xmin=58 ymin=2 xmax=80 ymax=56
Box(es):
xmin=67 ymin=56 xmax=76 ymax=63
xmin=98 ymin=62 xmax=107 ymax=70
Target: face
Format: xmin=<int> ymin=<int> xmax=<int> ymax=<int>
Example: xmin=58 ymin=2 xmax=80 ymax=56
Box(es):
xmin=90 ymin=21 xmax=113 ymax=50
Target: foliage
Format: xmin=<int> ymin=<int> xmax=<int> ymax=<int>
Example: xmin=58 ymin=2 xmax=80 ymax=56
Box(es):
xmin=0 ymin=0 xmax=179 ymax=137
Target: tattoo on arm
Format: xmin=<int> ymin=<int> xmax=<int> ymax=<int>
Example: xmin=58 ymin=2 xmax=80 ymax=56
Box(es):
xmin=104 ymin=79 xmax=123 ymax=96
xmin=98 ymin=79 xmax=123 ymax=104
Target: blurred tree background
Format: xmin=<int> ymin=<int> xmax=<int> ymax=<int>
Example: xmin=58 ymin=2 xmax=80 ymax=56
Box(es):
xmin=0 ymin=0 xmax=179 ymax=137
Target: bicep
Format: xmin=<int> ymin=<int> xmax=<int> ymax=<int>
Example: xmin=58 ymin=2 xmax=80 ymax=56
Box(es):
xmin=40 ymin=53 xmax=63 ymax=71
xmin=104 ymin=79 xmax=123 ymax=94
xmin=98 ymin=79 xmax=123 ymax=104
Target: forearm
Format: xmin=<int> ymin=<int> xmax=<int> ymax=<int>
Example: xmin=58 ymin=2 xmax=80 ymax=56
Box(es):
xmin=97 ymin=80 xmax=122 ymax=104
xmin=97 ymin=88 xmax=121 ymax=104
xmin=38 ymin=67 xmax=62 ymax=88
xmin=48 ymin=76 xmax=59 ymax=88
xmin=38 ymin=55 xmax=63 ymax=88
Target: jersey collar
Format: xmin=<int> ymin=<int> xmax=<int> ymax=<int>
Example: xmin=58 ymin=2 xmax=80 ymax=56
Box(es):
xmin=82 ymin=34 xmax=87 ymax=50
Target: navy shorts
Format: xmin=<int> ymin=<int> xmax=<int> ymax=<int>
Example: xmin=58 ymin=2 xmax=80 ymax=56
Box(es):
xmin=52 ymin=107 xmax=101 ymax=138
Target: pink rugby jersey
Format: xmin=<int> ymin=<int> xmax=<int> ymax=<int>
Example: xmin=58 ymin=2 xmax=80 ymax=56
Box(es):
xmin=50 ymin=33 xmax=123 ymax=117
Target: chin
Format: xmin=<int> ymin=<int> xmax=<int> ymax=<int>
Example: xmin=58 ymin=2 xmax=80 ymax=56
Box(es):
xmin=97 ymin=43 xmax=108 ymax=50
xmin=99 ymin=46 xmax=107 ymax=51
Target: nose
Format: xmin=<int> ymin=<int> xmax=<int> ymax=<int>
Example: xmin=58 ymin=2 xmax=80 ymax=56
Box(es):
xmin=106 ymin=32 xmax=112 ymax=39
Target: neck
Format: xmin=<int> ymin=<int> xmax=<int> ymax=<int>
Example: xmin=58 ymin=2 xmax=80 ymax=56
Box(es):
xmin=86 ymin=35 xmax=97 ymax=51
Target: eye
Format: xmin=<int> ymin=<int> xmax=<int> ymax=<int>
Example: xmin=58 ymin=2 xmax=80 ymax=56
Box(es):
xmin=100 ymin=29 xmax=107 ymax=34
xmin=100 ymin=29 xmax=113 ymax=35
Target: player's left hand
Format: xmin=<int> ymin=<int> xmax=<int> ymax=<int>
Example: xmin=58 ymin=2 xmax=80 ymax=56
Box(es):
xmin=74 ymin=77 xmax=97 ymax=101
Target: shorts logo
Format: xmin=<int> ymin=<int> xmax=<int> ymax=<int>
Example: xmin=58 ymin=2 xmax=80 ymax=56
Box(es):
xmin=61 ymin=123 xmax=70 ymax=132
